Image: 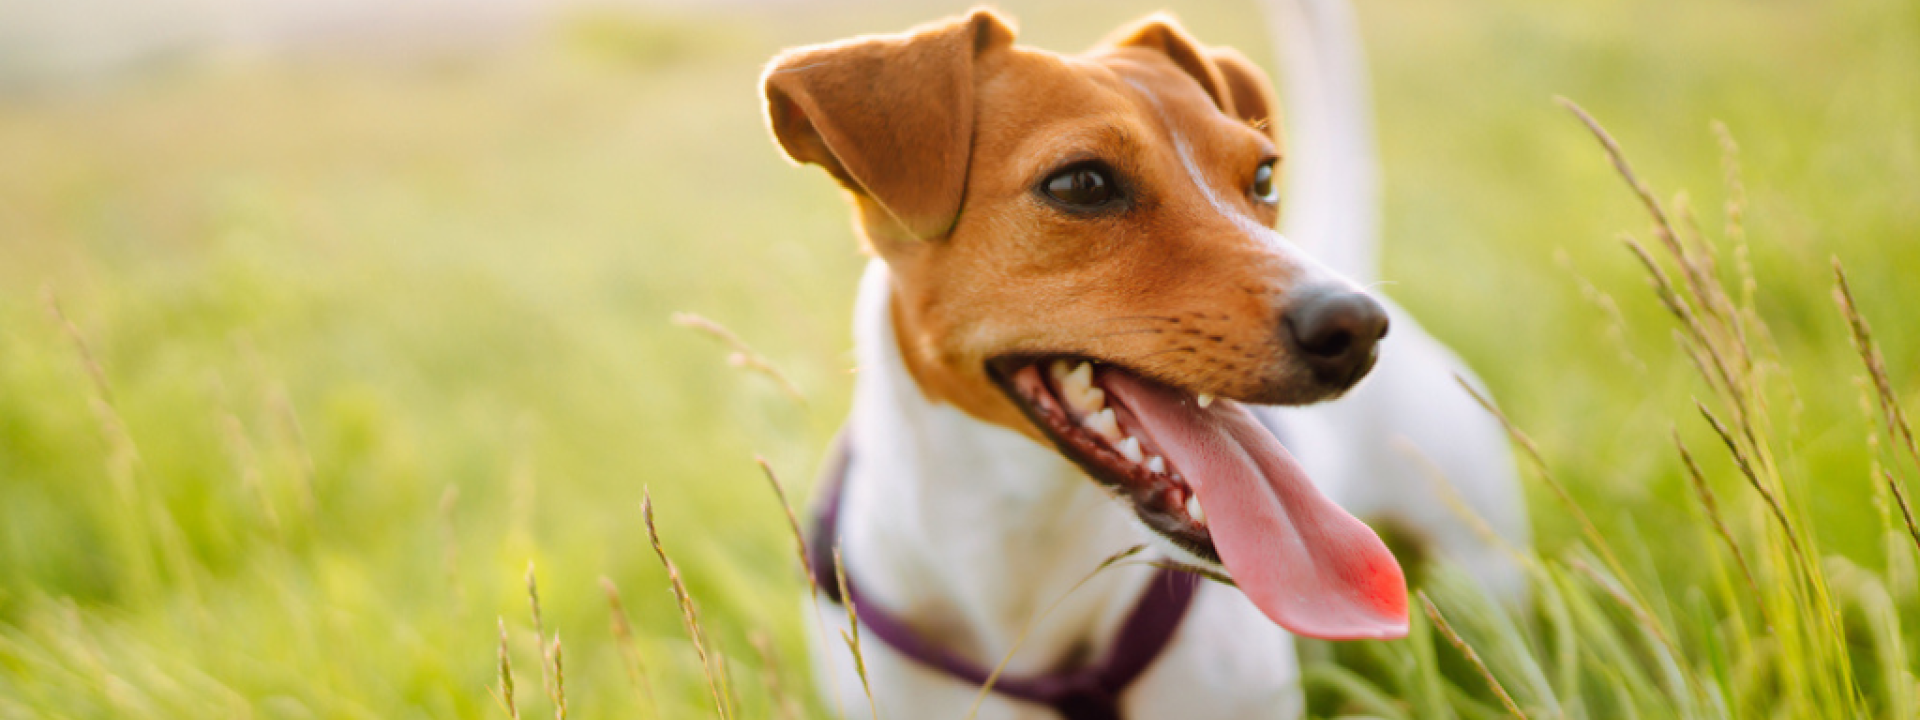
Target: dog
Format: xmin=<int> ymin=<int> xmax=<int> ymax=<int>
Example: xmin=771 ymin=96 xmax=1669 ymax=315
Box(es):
xmin=760 ymin=5 xmax=1528 ymax=718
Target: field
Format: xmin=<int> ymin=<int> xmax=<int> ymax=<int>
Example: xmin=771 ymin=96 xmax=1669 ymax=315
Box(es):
xmin=2 ymin=0 xmax=1918 ymax=717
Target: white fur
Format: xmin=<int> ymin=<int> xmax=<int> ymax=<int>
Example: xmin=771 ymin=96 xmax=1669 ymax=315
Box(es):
xmin=805 ymin=1 xmax=1527 ymax=715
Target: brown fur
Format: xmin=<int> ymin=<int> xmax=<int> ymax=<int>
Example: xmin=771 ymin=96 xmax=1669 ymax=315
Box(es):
xmin=764 ymin=9 xmax=1332 ymax=445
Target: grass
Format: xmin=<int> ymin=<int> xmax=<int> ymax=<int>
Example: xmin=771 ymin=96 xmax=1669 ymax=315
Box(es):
xmin=1 ymin=0 xmax=1917 ymax=717
xmin=1298 ymin=98 xmax=1920 ymax=719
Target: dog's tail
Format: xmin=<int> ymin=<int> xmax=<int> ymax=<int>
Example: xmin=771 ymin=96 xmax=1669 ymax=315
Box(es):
xmin=1261 ymin=0 xmax=1379 ymax=285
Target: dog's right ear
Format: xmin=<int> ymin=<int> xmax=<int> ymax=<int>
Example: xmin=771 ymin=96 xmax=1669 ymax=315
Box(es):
xmin=762 ymin=9 xmax=1015 ymax=242
xmin=1207 ymin=47 xmax=1279 ymax=139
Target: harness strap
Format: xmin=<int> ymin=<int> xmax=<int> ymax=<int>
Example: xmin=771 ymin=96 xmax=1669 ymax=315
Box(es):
xmin=809 ymin=433 xmax=1199 ymax=720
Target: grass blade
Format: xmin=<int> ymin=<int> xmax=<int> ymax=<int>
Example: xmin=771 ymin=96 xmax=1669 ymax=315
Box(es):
xmin=1419 ymin=592 xmax=1529 ymax=720
xmin=642 ymin=488 xmax=732 ymax=720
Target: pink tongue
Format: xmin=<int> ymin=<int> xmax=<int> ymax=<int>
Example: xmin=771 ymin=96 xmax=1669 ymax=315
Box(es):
xmin=1103 ymin=371 xmax=1408 ymax=640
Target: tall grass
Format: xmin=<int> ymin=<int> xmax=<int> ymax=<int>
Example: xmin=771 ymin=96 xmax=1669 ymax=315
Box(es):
xmin=1301 ymin=102 xmax=1920 ymax=719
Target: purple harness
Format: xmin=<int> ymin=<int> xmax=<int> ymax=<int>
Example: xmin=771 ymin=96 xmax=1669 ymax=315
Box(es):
xmin=809 ymin=435 xmax=1199 ymax=720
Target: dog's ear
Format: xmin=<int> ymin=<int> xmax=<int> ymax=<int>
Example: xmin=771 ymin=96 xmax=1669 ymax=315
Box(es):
xmin=1207 ymin=47 xmax=1280 ymax=138
xmin=1106 ymin=14 xmax=1231 ymax=115
xmin=1107 ymin=16 xmax=1280 ymax=137
xmin=762 ymin=9 xmax=1015 ymax=241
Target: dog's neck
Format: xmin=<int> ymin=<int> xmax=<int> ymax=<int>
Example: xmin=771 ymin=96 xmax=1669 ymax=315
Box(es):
xmin=839 ymin=259 xmax=1159 ymax=672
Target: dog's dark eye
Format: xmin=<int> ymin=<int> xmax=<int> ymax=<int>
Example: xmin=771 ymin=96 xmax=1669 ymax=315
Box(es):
xmin=1043 ymin=166 xmax=1115 ymax=208
xmin=1251 ymin=160 xmax=1278 ymax=205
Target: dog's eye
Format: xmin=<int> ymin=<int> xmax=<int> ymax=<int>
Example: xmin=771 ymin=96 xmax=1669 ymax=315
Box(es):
xmin=1043 ymin=166 xmax=1115 ymax=208
xmin=1251 ymin=160 xmax=1279 ymax=205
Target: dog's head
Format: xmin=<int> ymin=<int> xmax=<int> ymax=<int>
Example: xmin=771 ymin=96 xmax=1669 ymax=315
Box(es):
xmin=764 ymin=9 xmax=1407 ymax=640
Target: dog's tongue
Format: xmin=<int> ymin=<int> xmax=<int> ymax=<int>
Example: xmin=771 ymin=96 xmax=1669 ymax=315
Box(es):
xmin=1102 ymin=371 xmax=1408 ymax=640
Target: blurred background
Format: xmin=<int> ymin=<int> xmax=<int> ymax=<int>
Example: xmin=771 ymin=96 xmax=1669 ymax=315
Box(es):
xmin=1 ymin=0 xmax=1916 ymax=716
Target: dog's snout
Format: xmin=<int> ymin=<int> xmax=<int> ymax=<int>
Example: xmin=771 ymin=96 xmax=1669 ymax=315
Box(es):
xmin=1284 ymin=287 xmax=1390 ymax=387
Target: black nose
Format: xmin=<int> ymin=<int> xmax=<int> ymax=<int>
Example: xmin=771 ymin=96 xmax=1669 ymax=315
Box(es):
xmin=1284 ymin=287 xmax=1390 ymax=387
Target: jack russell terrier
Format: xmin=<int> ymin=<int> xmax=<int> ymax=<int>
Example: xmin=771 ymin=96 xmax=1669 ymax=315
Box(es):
xmin=760 ymin=4 xmax=1528 ymax=718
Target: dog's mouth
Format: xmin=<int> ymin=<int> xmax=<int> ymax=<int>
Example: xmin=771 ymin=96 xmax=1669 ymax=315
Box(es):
xmin=988 ymin=355 xmax=1410 ymax=640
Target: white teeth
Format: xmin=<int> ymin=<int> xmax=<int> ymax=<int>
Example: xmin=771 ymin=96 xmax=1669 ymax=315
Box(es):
xmin=1086 ymin=407 xmax=1121 ymax=442
xmin=1197 ymin=393 xmax=1215 ymax=408
xmin=1053 ymin=360 xmax=1105 ymax=416
xmin=1117 ymin=436 xmax=1143 ymax=463
xmin=1186 ymin=494 xmax=1206 ymax=523
xmin=1145 ymin=456 xmax=1166 ymax=474
xmin=1063 ymin=361 xmax=1093 ymax=397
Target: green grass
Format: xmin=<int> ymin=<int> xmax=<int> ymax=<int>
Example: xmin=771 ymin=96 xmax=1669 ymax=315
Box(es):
xmin=1 ymin=0 xmax=1917 ymax=717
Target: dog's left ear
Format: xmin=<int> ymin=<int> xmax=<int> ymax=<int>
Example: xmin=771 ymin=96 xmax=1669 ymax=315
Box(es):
xmin=1109 ymin=15 xmax=1279 ymax=137
xmin=762 ymin=9 xmax=1016 ymax=242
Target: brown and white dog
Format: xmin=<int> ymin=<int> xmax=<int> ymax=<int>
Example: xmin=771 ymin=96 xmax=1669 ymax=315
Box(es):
xmin=761 ymin=4 xmax=1527 ymax=717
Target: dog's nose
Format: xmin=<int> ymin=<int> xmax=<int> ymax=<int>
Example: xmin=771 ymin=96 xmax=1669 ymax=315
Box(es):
xmin=1284 ymin=287 xmax=1390 ymax=387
